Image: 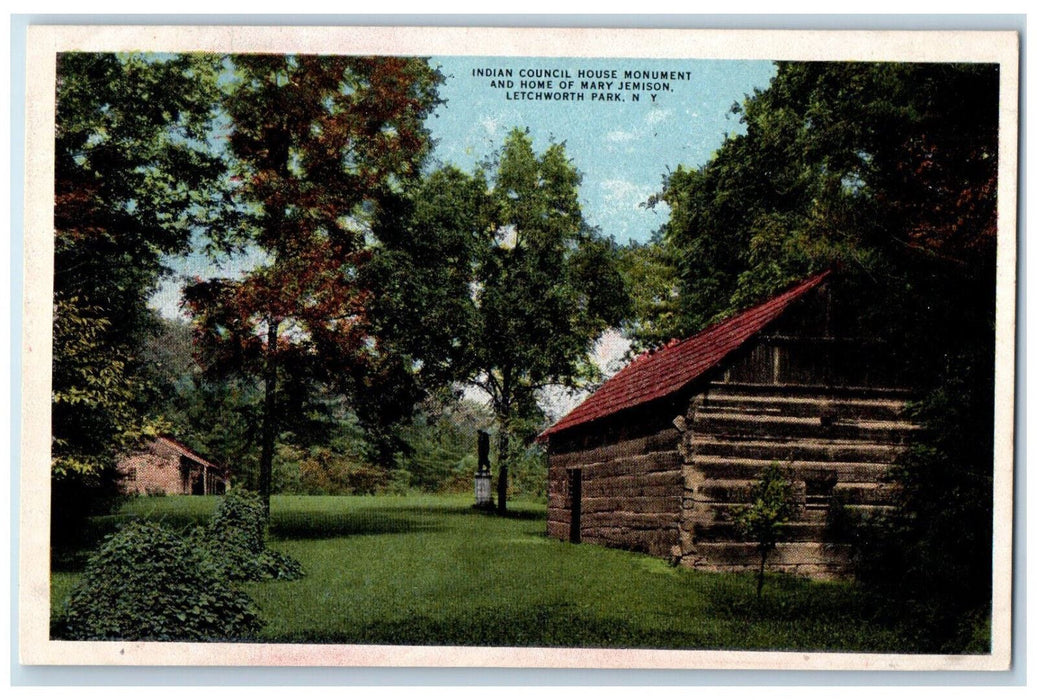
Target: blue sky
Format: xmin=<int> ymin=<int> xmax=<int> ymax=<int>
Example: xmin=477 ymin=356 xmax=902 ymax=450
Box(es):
xmin=151 ymin=57 xmax=776 ymax=317
xmin=426 ymin=56 xmax=777 ymax=244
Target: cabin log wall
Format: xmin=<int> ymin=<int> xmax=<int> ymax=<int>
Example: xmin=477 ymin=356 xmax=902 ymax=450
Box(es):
xmin=679 ymin=340 xmax=917 ymax=578
xmin=547 ymin=406 xmax=686 ymax=558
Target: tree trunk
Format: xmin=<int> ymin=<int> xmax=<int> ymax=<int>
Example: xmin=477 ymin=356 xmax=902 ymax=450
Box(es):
xmin=496 ymin=428 xmax=509 ymax=515
xmin=756 ymin=547 xmax=767 ymax=599
xmin=258 ymin=317 xmax=279 ymax=517
xmin=495 ymin=371 xmax=512 ymax=515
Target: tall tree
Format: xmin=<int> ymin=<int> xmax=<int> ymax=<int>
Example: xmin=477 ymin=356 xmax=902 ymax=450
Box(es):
xmin=367 ymin=129 xmax=630 ymax=513
xmin=654 ymin=62 xmax=998 ymax=336
xmin=52 ymin=52 xmax=226 ymax=479
xmin=358 ymin=166 xmax=491 ymax=466
xmin=479 ymin=131 xmax=629 ymax=513
xmin=184 ymin=55 xmax=442 ymax=513
xmin=654 ymin=62 xmax=1000 ymax=648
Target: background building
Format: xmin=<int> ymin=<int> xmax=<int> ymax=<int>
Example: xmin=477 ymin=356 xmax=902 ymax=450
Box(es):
xmin=117 ymin=436 xmax=229 ymax=496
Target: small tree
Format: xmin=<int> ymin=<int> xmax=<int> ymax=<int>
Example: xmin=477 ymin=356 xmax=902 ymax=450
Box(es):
xmin=736 ymin=462 xmax=799 ymax=598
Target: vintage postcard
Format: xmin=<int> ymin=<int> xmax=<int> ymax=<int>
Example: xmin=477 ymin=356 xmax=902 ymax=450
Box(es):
xmin=18 ymin=25 xmax=1018 ymax=671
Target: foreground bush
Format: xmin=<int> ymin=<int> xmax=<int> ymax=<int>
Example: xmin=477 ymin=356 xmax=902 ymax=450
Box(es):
xmin=54 ymin=521 xmax=262 ymax=641
xmin=200 ymin=489 xmax=303 ymax=581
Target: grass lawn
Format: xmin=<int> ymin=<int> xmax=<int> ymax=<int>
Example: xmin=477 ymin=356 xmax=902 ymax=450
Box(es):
xmin=51 ymin=494 xmax=939 ymax=651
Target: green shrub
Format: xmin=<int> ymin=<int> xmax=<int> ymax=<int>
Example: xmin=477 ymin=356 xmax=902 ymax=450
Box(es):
xmin=735 ymin=462 xmax=800 ymax=598
xmin=299 ymin=451 xmax=389 ymax=495
xmin=54 ymin=521 xmax=262 ymax=641
xmin=200 ymin=490 xmax=303 ymax=581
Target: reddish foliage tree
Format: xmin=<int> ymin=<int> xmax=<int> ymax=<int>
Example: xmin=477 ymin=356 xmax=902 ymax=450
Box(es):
xmin=184 ymin=55 xmax=442 ymax=513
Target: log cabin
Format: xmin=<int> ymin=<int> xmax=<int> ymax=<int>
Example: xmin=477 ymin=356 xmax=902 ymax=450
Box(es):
xmin=540 ymin=271 xmax=917 ymax=578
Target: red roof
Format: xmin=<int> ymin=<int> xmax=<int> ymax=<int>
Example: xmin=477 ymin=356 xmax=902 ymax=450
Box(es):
xmin=540 ymin=271 xmax=830 ymax=440
xmin=155 ymin=435 xmax=221 ymax=471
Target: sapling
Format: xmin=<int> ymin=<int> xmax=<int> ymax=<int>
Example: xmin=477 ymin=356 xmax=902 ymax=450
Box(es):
xmin=736 ymin=461 xmax=800 ymax=598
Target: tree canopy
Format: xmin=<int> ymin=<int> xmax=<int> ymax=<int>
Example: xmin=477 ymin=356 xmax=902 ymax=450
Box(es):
xmin=183 ymin=55 xmax=444 ymax=512
xmin=52 ymin=53 xmax=227 ymax=478
xmin=366 ymin=128 xmax=630 ymax=511
xmin=649 ymin=60 xmax=1000 ymax=647
xmin=652 ymin=61 xmax=998 ymax=340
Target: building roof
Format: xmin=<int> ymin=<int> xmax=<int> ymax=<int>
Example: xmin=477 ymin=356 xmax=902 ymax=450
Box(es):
xmin=153 ymin=436 xmax=221 ymax=471
xmin=540 ymin=271 xmax=830 ymax=440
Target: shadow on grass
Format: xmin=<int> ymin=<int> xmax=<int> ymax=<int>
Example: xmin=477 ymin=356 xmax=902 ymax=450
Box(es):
xmin=698 ymin=569 xmax=932 ymax=653
xmin=53 ymin=499 xmax=473 ymax=568
xmin=269 ymin=508 xmax=445 ymax=540
xmin=51 ymin=549 xmax=98 ymax=573
xmin=704 ymin=572 xmax=992 ymax=654
xmin=703 ymin=570 xmax=869 ymax=621
xmin=269 ymin=501 xmax=545 ymax=539
xmin=54 ymin=498 xmax=547 ymax=569
xmin=265 ymin=603 xmax=699 ymax=649
xmin=50 ymin=514 xmax=146 ymax=572
xmin=471 ymin=505 xmax=547 ymax=521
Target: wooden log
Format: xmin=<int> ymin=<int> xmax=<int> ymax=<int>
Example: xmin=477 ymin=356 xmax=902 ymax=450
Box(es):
xmin=688 ymin=457 xmax=890 ymax=483
xmin=546 ymin=522 xmax=568 ymax=540
xmin=581 ymin=527 xmax=680 ymax=556
xmin=549 ymin=428 xmax=682 ymax=468
xmin=548 ymin=453 xmax=607 ymax=470
xmin=690 ymin=541 xmax=852 ymax=567
xmin=579 ymin=495 xmax=682 ymax=515
xmin=582 ymin=481 xmax=681 ymax=499
xmin=688 ymin=502 xmax=831 ymax=523
xmin=693 ymin=521 xmax=830 ymax=543
xmin=583 ymin=467 xmax=682 ymax=486
xmin=704 ymin=380 xmax=913 ymax=402
xmin=690 ymin=436 xmax=904 ymax=464
xmin=549 ymin=436 xmax=646 ymax=467
xmin=699 ymin=393 xmax=908 ymax=422
xmin=646 ymin=428 xmax=682 ymax=451
xmin=693 ymin=411 xmax=917 ymax=444
xmin=547 ymin=494 xmax=568 ymax=510
xmin=581 ymin=452 xmax=682 ymax=479
xmin=580 ymin=511 xmax=680 ymax=529
xmin=832 ymin=482 xmax=898 ymax=505
xmin=693 ymin=479 xmax=755 ymax=502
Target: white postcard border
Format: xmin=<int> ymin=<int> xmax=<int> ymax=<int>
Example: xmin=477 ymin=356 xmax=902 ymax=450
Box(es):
xmin=18 ymin=24 xmax=1020 ymax=672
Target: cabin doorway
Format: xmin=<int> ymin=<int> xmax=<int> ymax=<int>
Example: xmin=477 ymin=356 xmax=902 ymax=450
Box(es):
xmin=568 ymin=468 xmax=582 ymax=544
